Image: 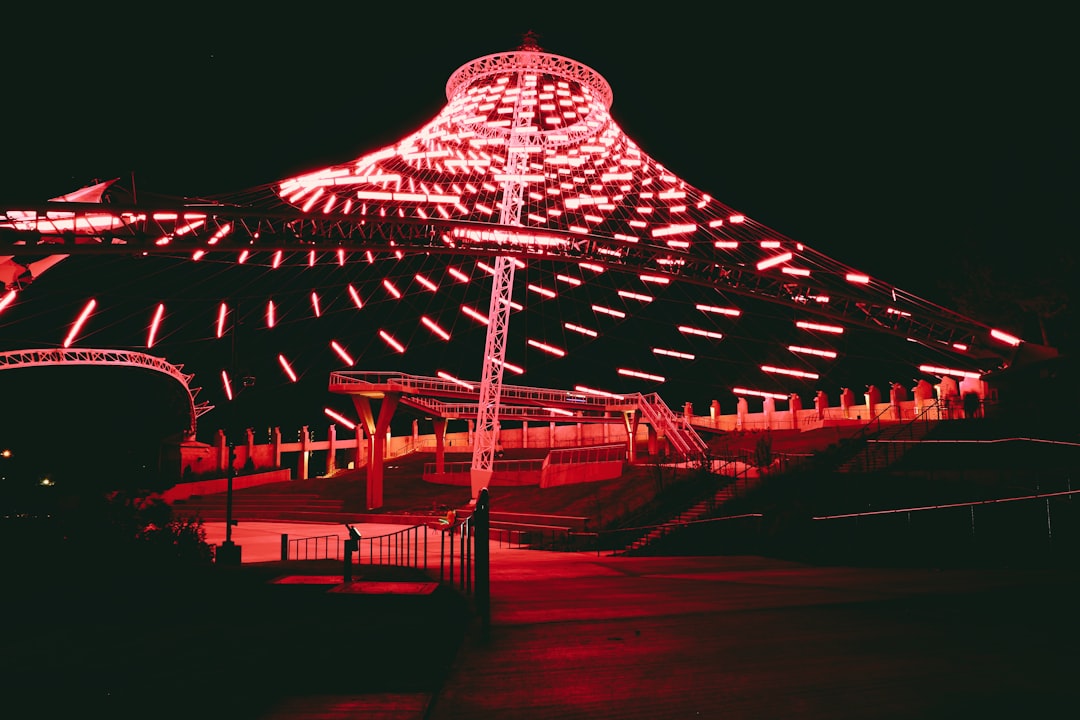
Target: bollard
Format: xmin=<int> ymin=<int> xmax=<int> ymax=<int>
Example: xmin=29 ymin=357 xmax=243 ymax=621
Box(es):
xmin=343 ymin=525 xmax=361 ymax=582
xmin=280 ymin=534 xmax=289 ymax=562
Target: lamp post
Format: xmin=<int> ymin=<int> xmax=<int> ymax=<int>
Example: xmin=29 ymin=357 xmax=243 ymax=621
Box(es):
xmin=216 ymin=437 xmax=242 ymax=565
xmin=216 ymin=304 xmax=250 ymax=566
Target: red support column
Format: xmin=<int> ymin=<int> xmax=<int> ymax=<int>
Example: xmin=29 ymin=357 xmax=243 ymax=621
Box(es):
xmin=433 ymin=417 xmax=447 ymax=473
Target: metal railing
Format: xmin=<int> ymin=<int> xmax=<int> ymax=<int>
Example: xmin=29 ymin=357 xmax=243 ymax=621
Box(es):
xmin=279 ymin=489 xmax=491 ymax=626
xmin=286 ymin=533 xmax=341 ymax=560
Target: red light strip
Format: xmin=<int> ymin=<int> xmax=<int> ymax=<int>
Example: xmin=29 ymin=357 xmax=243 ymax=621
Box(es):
xmin=421 ymin=316 xmax=451 ymax=341
xmin=415 ymin=273 xmax=438 ymax=292
xmin=448 ymin=267 xmax=470 ymax=283
xmin=330 ymin=340 xmax=355 ymax=366
xmin=461 ymin=306 xmax=489 ymax=325
xmin=564 ymin=322 xmax=598 ymax=337
xmin=63 ymin=298 xmax=96 ymax=348
xmin=146 ymin=303 xmax=164 ymax=348
xmin=437 ymin=371 xmax=475 ymax=390
xmin=324 ymin=407 xmax=357 ymax=431
xmin=678 ymin=326 xmax=723 ymax=340
xmin=756 ymin=252 xmax=793 ymax=271
xmin=796 ymin=320 xmax=844 ymax=334
xmin=378 ymin=330 xmax=405 ymax=353
xmin=278 ymin=354 xmax=298 ymax=382
xmin=990 ymin=328 xmax=1022 ymax=346
xmin=653 ymin=348 xmax=695 ymax=360
xmin=695 ymin=304 xmax=740 ymax=317
xmin=733 ymin=387 xmax=788 ymax=400
xmin=266 ymin=300 xmax=276 ymax=328
xmin=221 ymin=370 xmax=233 ymax=401
xmin=527 ymin=283 xmax=556 ymax=299
xmin=527 ymin=339 xmax=566 ymax=357
xmin=762 ymin=365 xmax=820 ymax=380
xmin=216 ymin=303 xmax=228 ymax=338
xmin=272 ymin=250 xmax=283 ymax=269
xmin=347 ymin=284 xmax=364 ymax=310
xmin=919 ymin=364 xmax=982 ymax=379
xmin=0 ymin=289 xmax=16 ymax=314
xmin=592 ymin=304 xmax=626 ymax=319
xmin=617 ymin=290 xmax=653 ymax=303
xmin=382 ymin=279 xmax=401 ymax=299
xmin=492 ymin=357 xmax=524 ymax=375
xmin=788 ymin=345 xmax=837 ymax=359
xmin=573 ymin=384 xmax=626 ymax=400
xmin=618 ymin=368 xmax=665 ymax=382
xmin=846 ymin=273 xmax=870 ymax=284
xmin=311 ymin=292 xmax=322 ymax=318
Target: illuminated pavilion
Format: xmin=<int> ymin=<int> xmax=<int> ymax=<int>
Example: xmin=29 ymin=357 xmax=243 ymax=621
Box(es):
xmin=0 ymin=34 xmax=1038 ymax=503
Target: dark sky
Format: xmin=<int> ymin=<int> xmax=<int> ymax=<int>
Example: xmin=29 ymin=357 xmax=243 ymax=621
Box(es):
xmin=2 ymin=7 xmax=1073 ymax=287
xmin=0 ymin=6 xmax=1075 ymax=459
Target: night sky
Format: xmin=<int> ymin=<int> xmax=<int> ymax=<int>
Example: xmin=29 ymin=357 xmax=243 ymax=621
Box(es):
xmin=0 ymin=7 xmax=1075 ymax=480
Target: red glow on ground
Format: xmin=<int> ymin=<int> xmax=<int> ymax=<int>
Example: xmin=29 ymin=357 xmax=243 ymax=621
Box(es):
xmin=63 ymin=299 xmax=96 ymax=347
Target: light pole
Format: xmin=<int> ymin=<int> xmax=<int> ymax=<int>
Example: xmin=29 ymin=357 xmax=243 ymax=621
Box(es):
xmin=216 ymin=302 xmax=250 ymax=566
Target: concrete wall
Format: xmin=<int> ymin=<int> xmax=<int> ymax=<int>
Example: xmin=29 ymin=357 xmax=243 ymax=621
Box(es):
xmin=161 ymin=469 xmax=291 ymax=502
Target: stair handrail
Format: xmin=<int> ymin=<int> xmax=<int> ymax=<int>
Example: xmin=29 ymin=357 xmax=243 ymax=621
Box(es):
xmin=636 ymin=392 xmax=708 ymax=458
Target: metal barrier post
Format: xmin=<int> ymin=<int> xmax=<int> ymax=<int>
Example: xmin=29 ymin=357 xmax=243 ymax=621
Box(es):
xmin=475 ymin=487 xmax=490 ymax=634
xmin=280 ymin=534 xmax=289 ymax=562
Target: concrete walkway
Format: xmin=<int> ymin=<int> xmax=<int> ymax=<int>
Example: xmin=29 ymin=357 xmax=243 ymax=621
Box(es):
xmin=204 ymin=522 xmax=1080 ymax=719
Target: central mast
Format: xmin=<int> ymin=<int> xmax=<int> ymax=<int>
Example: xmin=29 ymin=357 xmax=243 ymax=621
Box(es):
xmin=469 ymin=35 xmax=541 ymax=501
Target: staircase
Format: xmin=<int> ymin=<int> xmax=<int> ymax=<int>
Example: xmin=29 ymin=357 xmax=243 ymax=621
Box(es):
xmin=171 ymin=492 xmax=346 ymax=522
xmin=836 ymin=403 xmax=941 ymax=474
xmin=619 ymin=476 xmax=758 ymax=554
xmin=636 ymin=392 xmax=709 ymax=460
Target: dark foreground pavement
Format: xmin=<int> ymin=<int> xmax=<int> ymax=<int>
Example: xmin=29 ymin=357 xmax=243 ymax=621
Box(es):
xmin=7 ymin=516 xmax=1079 ymax=719
xmin=259 ymin=549 xmax=1080 ymax=719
